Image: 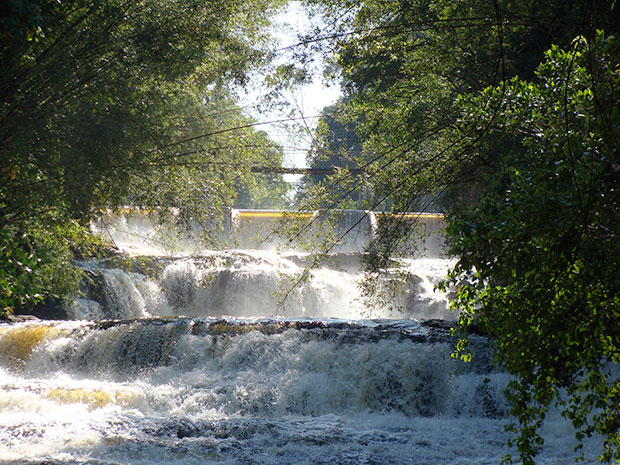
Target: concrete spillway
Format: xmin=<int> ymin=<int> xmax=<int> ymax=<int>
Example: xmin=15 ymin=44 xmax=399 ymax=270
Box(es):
xmin=232 ymin=209 xmax=446 ymax=255
xmin=93 ymin=208 xmax=447 ymax=256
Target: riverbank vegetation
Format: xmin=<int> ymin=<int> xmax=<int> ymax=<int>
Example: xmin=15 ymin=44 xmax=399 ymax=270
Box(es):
xmin=0 ymin=0 xmax=288 ymax=317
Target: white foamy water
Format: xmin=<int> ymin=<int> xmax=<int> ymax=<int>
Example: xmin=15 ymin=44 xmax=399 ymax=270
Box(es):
xmin=0 ymin=319 xmax=601 ymax=464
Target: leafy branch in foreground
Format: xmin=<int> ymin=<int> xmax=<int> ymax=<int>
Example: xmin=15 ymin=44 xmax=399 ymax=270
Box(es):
xmin=445 ymin=33 xmax=620 ymax=463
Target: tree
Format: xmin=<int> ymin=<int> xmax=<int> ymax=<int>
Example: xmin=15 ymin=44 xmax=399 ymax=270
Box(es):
xmin=0 ymin=0 xmax=287 ymax=317
xmin=299 ymin=0 xmax=620 ymax=224
xmin=296 ymin=99 xmax=369 ymax=207
xmin=444 ymin=33 xmax=620 ymax=463
xmin=233 ymin=128 xmax=291 ymax=210
xmin=299 ymin=0 xmax=620 ymax=462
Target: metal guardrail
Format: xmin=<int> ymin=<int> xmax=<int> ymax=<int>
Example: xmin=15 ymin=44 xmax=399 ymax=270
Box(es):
xmin=235 ymin=209 xmax=445 ymax=220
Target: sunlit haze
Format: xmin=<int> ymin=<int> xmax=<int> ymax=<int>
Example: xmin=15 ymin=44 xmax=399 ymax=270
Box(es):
xmin=240 ymin=1 xmax=341 ymax=172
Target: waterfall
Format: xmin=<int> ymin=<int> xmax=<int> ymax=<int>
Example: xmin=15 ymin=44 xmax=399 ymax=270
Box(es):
xmin=70 ymin=251 xmax=454 ymax=321
xmin=0 ymin=318 xmax=598 ymax=464
xmin=0 ymin=210 xmax=602 ymax=464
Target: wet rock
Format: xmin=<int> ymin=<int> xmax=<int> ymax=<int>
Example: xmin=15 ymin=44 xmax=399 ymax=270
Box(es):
xmin=3 ymin=314 xmax=40 ymax=323
xmin=176 ymin=420 xmax=200 ymax=439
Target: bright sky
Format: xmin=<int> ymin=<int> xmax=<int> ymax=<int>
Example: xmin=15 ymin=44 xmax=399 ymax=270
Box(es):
xmin=239 ymin=1 xmax=341 ymax=171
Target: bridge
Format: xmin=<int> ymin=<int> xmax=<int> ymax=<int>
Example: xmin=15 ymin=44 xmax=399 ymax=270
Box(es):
xmin=250 ymin=167 xmax=364 ymax=175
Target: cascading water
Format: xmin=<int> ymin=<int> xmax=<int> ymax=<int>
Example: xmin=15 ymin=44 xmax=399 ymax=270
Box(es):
xmin=0 ymin=210 xmax=601 ymax=464
xmin=70 ymin=251 xmax=454 ymax=321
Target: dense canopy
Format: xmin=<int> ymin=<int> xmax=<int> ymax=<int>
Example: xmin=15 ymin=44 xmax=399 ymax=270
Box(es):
xmin=0 ymin=0 xmax=288 ymax=315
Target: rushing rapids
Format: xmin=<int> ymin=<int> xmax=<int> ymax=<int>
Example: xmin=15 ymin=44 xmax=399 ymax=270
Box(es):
xmin=0 ymin=210 xmax=602 ymax=464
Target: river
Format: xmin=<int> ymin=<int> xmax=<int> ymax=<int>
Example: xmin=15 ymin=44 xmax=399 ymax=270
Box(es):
xmin=0 ymin=210 xmax=601 ymax=464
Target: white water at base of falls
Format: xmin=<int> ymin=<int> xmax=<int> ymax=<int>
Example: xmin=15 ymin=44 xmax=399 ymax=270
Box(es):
xmin=0 ymin=319 xmax=601 ymax=464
